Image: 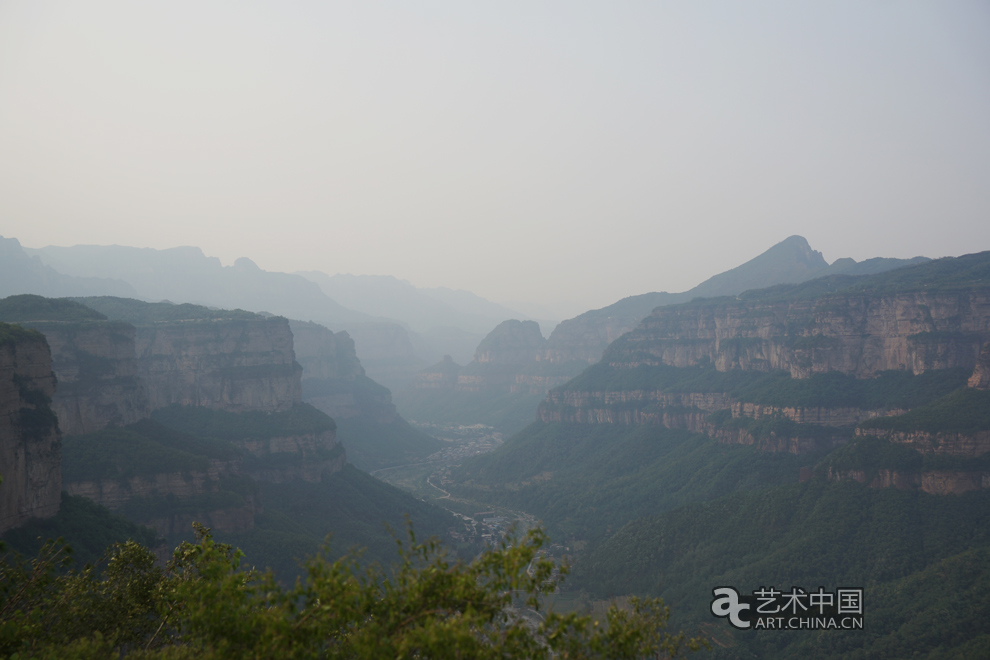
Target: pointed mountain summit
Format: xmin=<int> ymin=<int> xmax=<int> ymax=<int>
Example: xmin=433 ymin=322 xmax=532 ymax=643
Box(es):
xmin=688 ymin=235 xmax=827 ymax=299
xmin=543 ymin=236 xmax=927 ymax=364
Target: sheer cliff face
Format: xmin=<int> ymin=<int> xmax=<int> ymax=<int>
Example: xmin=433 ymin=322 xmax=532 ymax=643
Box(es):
xmin=292 ymin=320 xmax=396 ymax=422
xmin=538 ymin=285 xmax=990 ymax=459
xmin=290 ymin=321 xmax=364 ymax=381
xmin=27 ymin=321 xmax=150 ymax=436
xmin=607 ymin=291 xmax=990 ymax=378
xmin=0 ymin=328 xmax=61 ymax=533
xmin=539 ymin=237 xmax=929 ymax=366
xmin=135 ymin=317 xmax=302 ymax=412
xmin=543 ymin=314 xmax=646 ymax=365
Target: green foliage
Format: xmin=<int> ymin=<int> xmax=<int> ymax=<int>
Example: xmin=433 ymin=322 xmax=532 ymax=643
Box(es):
xmin=731 ymin=368 xmax=970 ymax=410
xmin=561 ymin=363 xmax=969 ymax=412
xmin=0 ymin=295 xmax=106 ymax=323
xmin=817 ymin=437 xmax=923 ymax=480
xmin=709 ymin=412 xmax=851 ymax=446
xmin=61 ymin=420 xmax=239 ymax=483
xmin=449 ymin=423 xmax=809 ymax=542
xmin=560 ymin=362 xmax=769 ymax=394
xmin=0 ymin=539 xmax=164 ymax=657
xmin=151 ymin=403 xmax=336 ymax=440
xmin=119 ymin=491 xmax=247 ymax=524
xmin=571 ymin=481 xmax=990 ymax=658
xmin=224 ymin=464 xmax=455 ymax=580
xmin=0 ymin=321 xmax=46 ymax=348
xmin=858 ymin=387 xmax=990 ymax=434
xmin=72 ymin=296 xmax=262 ymax=324
xmin=0 ymin=524 xmax=702 ymax=659
xmin=1 ymin=493 xmax=159 ymax=567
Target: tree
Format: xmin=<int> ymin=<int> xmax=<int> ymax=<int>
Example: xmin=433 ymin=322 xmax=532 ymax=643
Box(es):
xmin=0 ymin=524 xmax=703 ymax=659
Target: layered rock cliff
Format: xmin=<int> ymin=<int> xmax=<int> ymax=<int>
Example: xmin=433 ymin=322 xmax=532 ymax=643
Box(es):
xmin=542 ymin=236 xmax=930 ymax=365
xmin=79 ymin=297 xmax=303 ymax=413
xmin=538 ymin=252 xmax=990 ymax=462
xmin=61 ymin=405 xmax=345 ymax=535
xmin=607 ymin=289 xmax=989 ymax=378
xmin=0 ymin=295 xmax=151 ymax=436
xmin=135 ymin=317 xmax=301 ymax=411
xmin=0 ymin=323 xmax=61 ymax=533
xmin=292 ymin=320 xmax=395 ymax=423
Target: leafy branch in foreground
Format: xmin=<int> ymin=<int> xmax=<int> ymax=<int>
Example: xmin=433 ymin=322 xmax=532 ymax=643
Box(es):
xmin=0 ymin=523 xmax=703 ymax=659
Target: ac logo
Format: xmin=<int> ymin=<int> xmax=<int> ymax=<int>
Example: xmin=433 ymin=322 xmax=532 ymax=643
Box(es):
xmin=711 ymin=587 xmax=751 ymax=629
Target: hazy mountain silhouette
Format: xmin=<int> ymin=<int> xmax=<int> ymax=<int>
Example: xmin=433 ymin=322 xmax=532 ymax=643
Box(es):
xmin=0 ymin=236 xmax=138 ymax=299
xmin=543 ymin=236 xmax=929 ymax=364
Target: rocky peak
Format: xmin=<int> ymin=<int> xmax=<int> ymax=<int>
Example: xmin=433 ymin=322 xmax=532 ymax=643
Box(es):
xmin=474 ymin=320 xmax=546 ymax=365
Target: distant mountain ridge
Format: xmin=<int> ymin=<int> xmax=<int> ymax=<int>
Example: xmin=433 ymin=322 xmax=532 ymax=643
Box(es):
xmin=21 ymin=241 xmax=530 ymax=392
xmin=1 ymin=236 xmax=138 ymax=299
xmin=543 ymin=236 xmax=929 ymax=364
xmin=296 ymin=271 xmax=525 ymax=336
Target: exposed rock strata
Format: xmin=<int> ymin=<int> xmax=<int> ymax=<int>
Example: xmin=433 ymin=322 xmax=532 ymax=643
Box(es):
xmin=135 ymin=317 xmax=302 ymax=412
xmin=26 ymin=321 xmax=150 ymax=435
xmin=827 ymin=467 xmax=990 ymax=495
xmin=235 ymin=429 xmax=346 ymax=483
xmin=855 ymin=427 xmax=990 ymax=457
xmin=293 ymin=320 xmax=397 ymax=423
xmin=0 ymin=326 xmax=61 ymax=533
xmin=607 ymin=291 xmax=990 ymax=378
xmin=64 ymin=458 xmax=240 ymax=510
xmin=541 ymin=237 xmax=927 ymax=365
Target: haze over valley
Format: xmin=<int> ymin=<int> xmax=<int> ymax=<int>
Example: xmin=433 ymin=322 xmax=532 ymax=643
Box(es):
xmin=1 ymin=2 xmax=989 ymax=657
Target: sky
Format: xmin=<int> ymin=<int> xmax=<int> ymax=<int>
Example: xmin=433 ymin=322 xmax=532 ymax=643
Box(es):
xmin=1 ymin=1 xmax=988 ymax=317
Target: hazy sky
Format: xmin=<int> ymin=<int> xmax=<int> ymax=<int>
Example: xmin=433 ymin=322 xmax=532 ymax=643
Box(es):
xmin=1 ymin=1 xmax=988 ymax=316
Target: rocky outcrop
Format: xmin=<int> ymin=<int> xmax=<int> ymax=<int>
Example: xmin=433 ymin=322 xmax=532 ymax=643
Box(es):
xmin=290 ymin=321 xmax=364 ymax=381
xmin=27 ymin=321 xmax=150 ymax=435
xmin=0 ymin=295 xmax=151 ymax=436
xmin=0 ymin=324 xmax=61 ymax=533
xmin=474 ymin=320 xmax=546 ymax=365
xmin=293 ymin=320 xmax=397 ymax=423
xmin=538 ymin=389 xmax=849 ymax=454
xmin=134 ymin=316 xmax=302 ymax=412
xmin=855 ymin=428 xmax=990 ymax=458
xmin=606 ymin=290 xmax=990 ymax=378
xmin=539 ymin=389 xmax=894 ymax=427
xmin=969 ymin=342 xmax=990 ymax=389
xmin=827 ymin=467 xmax=990 ymax=495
